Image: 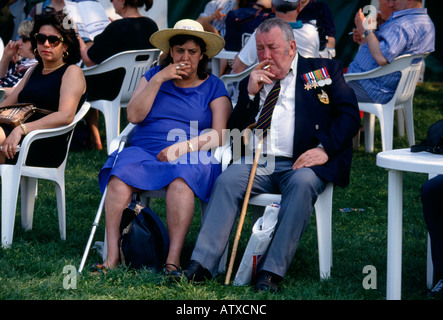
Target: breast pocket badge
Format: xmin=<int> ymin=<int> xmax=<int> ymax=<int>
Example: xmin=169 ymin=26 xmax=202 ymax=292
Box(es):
xmin=317 ymin=90 xmax=330 ymax=104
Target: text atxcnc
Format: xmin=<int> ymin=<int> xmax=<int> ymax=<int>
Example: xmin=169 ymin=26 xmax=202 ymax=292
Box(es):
xmin=176 ymin=304 xmax=267 ymax=317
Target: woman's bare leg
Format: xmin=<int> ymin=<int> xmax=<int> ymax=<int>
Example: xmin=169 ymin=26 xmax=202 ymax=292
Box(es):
xmin=103 ymin=176 xmax=134 ymax=268
xmin=164 ymin=178 xmax=195 ymax=271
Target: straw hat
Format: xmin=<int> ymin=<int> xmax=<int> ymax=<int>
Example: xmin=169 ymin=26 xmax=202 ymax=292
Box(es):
xmin=150 ymin=19 xmax=225 ymax=59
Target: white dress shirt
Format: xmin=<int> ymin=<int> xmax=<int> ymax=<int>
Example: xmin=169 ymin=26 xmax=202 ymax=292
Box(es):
xmin=252 ymin=54 xmax=298 ymax=157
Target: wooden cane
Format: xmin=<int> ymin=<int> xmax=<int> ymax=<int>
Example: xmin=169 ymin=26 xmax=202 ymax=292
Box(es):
xmin=225 ymin=137 xmax=263 ymax=285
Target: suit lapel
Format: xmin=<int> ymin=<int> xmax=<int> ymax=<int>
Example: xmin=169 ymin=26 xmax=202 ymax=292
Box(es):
xmin=293 ymin=56 xmax=315 ymax=154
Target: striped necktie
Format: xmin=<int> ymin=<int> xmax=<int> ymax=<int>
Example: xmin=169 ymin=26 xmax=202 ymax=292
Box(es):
xmin=255 ymin=80 xmax=281 ymax=138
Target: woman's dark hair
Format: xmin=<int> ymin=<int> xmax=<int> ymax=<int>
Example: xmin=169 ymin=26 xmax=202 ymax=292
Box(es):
xmin=160 ymin=34 xmax=209 ymax=80
xmin=31 ymin=11 xmax=81 ymax=65
xmin=125 ymin=0 xmax=153 ymax=11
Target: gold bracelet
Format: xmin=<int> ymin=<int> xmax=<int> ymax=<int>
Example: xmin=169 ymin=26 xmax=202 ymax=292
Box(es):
xmin=187 ymin=140 xmax=194 ymax=152
xmin=20 ymin=123 xmax=27 ymax=135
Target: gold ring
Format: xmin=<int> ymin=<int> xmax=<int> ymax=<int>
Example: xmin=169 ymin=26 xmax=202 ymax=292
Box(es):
xmin=176 ymin=69 xmax=179 ymax=75
xmin=260 ymin=76 xmax=263 ymax=82
xmin=9 ymin=146 xmax=13 ymax=150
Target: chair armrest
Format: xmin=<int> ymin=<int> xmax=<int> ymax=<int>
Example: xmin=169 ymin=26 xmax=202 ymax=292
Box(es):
xmin=15 ymin=102 xmax=90 ymax=165
xmin=108 ymin=122 xmax=136 ymax=154
xmin=344 ymin=54 xmax=426 ymax=82
xmin=213 ymin=140 xmax=232 ymax=171
xmin=220 ymin=63 xmax=257 ymax=88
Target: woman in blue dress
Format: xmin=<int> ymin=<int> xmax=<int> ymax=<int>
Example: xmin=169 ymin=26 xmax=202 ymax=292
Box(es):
xmin=97 ymin=19 xmax=231 ymax=274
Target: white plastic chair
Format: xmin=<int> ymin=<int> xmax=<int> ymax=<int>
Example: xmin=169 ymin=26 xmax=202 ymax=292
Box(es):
xmin=344 ymin=53 xmax=428 ymax=152
xmin=0 ymin=102 xmax=91 ymax=248
xmin=220 ymin=63 xmax=257 ymax=107
xmin=220 ymin=63 xmax=257 ymax=88
xmin=82 ymin=49 xmax=160 ymax=153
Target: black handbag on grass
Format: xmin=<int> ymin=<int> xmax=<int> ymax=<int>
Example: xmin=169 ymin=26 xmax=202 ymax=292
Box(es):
xmin=119 ymin=199 xmax=169 ymax=272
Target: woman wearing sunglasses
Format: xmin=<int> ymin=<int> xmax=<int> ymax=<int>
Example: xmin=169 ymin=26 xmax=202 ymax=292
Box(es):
xmin=0 ymin=20 xmax=38 ymax=99
xmin=0 ymin=11 xmax=86 ymax=165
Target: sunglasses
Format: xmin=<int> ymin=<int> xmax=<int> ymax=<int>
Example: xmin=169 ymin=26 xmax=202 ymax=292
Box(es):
xmin=20 ymin=35 xmax=31 ymax=42
xmin=34 ymin=33 xmax=64 ymax=46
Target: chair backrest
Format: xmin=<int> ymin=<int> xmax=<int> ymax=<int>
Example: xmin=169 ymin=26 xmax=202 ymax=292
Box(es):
xmin=393 ymin=54 xmax=427 ymax=106
xmin=344 ymin=53 xmax=429 ymax=106
xmin=83 ymin=49 xmax=160 ymax=105
xmin=119 ymin=49 xmax=160 ymax=105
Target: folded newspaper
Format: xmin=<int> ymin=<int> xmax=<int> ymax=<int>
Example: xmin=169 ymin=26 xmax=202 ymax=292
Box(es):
xmin=64 ymin=0 xmax=110 ymax=41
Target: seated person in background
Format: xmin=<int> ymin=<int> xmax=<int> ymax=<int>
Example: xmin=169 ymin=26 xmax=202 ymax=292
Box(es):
xmin=78 ymin=0 xmax=158 ymax=150
xmin=352 ymin=0 xmax=393 ymax=45
xmin=0 ymin=11 xmax=86 ymax=165
xmin=0 ymin=20 xmax=37 ymax=98
xmin=376 ymin=0 xmax=394 ymax=26
xmin=421 ymin=175 xmax=443 ymax=297
xmin=26 ymin=0 xmax=109 ymax=43
xmin=27 ymin=0 xmax=66 ymax=20
xmin=346 ymin=0 xmax=434 ymax=104
xmin=95 ymin=19 xmax=231 ymax=275
xmin=182 ymin=18 xmax=360 ymax=292
xmin=224 ymin=0 xmax=273 ymax=52
xmin=221 ymin=0 xmax=273 ymax=75
xmin=197 ymin=0 xmax=237 ymax=37
xmin=297 ymin=0 xmax=336 ymax=58
xmin=232 ymin=0 xmax=319 ymax=74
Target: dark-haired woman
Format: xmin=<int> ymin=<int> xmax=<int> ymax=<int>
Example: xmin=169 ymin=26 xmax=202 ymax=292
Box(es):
xmin=79 ymin=0 xmax=159 ymax=150
xmin=0 ymin=12 xmax=86 ymax=165
xmin=96 ymin=19 xmax=231 ymax=274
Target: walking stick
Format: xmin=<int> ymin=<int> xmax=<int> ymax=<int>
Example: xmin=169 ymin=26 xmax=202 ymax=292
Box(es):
xmin=78 ymin=136 xmax=128 ymax=273
xmin=225 ymin=137 xmax=264 ymax=285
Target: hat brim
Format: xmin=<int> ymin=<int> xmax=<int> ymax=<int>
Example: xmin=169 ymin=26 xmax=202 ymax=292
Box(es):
xmin=150 ymin=29 xmax=225 ymax=59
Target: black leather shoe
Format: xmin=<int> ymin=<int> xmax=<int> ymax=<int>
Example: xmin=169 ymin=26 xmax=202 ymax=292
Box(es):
xmin=183 ymin=260 xmax=213 ymax=282
xmin=254 ymin=271 xmax=280 ymax=293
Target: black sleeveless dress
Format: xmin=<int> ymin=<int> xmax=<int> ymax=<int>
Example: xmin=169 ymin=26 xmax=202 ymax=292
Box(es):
xmin=4 ymin=63 xmax=86 ymax=166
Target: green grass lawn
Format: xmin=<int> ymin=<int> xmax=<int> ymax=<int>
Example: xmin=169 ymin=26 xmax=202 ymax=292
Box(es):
xmin=0 ymin=82 xmax=442 ymax=302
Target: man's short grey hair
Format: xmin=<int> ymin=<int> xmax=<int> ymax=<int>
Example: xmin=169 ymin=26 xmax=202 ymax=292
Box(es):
xmin=256 ymin=17 xmax=295 ymax=43
xmin=271 ymin=0 xmax=300 ymax=13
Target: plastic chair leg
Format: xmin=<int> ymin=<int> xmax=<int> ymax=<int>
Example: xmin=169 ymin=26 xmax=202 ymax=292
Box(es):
xmin=101 ymin=101 xmax=121 ymax=154
xmin=1 ymin=168 xmax=21 ymax=248
xmin=403 ymin=101 xmax=415 ymax=146
xmin=363 ymin=113 xmax=375 ymax=153
xmin=380 ymin=106 xmax=395 ymax=151
xmin=315 ymin=183 xmax=333 ymax=280
xmin=55 ymin=179 xmax=66 ymax=240
xmin=396 ymin=109 xmax=405 ymax=137
xmin=20 ymin=176 xmax=38 ymax=231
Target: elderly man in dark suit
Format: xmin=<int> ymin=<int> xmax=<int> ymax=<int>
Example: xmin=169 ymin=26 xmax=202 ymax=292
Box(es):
xmin=182 ymin=17 xmax=360 ymax=292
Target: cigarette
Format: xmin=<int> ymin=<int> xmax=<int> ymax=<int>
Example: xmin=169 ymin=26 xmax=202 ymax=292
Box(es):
xmin=180 ymin=63 xmax=186 ymax=67
xmin=263 ymin=64 xmax=271 ymax=70
xmin=348 ymin=31 xmax=354 ymax=35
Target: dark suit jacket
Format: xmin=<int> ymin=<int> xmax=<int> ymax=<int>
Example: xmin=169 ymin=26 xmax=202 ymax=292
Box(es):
xmin=227 ymin=55 xmax=360 ymax=188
